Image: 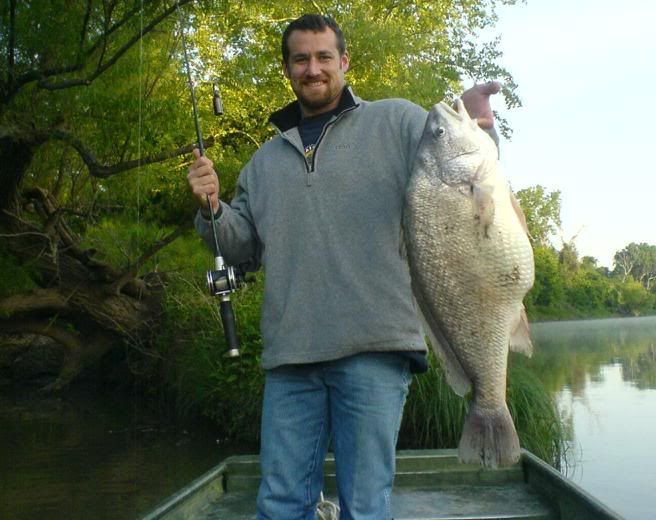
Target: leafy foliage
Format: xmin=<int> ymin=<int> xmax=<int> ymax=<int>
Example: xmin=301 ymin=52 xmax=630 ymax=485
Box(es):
xmin=156 ymin=266 xmax=265 ymax=443
xmin=0 ymin=245 xmax=37 ymax=300
xmin=515 ymin=185 xmax=562 ymax=247
xmin=613 ymin=242 xmax=656 ymax=290
xmin=3 ymin=0 xmax=632 ymax=458
xmin=517 ymin=187 xmax=656 ymax=320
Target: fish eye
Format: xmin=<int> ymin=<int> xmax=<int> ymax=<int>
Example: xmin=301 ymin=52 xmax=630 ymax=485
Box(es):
xmin=435 ymin=126 xmax=446 ymax=137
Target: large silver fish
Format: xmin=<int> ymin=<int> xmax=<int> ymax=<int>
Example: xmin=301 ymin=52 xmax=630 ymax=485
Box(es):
xmin=403 ymin=99 xmax=534 ymax=468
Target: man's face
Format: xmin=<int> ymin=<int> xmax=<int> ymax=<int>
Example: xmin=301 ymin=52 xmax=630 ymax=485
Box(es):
xmin=283 ymin=28 xmax=349 ymax=117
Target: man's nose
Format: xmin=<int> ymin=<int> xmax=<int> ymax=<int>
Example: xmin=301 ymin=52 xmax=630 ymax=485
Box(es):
xmin=306 ymin=57 xmax=321 ymax=76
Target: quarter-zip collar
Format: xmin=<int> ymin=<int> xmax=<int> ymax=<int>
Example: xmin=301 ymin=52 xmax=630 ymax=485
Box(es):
xmin=269 ymin=86 xmax=360 ymax=133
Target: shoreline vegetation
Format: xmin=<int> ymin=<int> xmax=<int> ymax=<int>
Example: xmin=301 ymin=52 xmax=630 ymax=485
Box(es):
xmin=2 ymin=226 xmax=655 ymax=471
xmin=1 ymin=1 xmax=655 ymax=475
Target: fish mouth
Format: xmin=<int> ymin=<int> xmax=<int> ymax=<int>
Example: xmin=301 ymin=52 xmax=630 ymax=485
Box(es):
xmin=435 ymin=100 xmax=471 ymax=122
xmin=443 ymin=148 xmax=480 ymax=166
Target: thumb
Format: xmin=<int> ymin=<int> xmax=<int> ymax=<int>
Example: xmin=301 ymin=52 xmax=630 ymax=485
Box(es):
xmin=480 ymin=80 xmax=501 ymax=96
xmin=192 ymin=147 xmax=201 ymax=159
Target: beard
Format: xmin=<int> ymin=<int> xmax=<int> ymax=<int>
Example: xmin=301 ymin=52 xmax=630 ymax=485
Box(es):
xmin=293 ymin=79 xmax=344 ymax=115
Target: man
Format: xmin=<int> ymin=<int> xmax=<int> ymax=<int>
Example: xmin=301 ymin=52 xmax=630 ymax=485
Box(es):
xmin=187 ymin=14 xmax=500 ymax=520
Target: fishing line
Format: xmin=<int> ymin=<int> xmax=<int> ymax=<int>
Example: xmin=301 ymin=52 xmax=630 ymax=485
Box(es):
xmin=174 ymin=1 xmax=221 ymax=257
xmin=175 ymin=0 xmax=243 ymax=358
xmin=132 ymin=0 xmax=144 ymax=510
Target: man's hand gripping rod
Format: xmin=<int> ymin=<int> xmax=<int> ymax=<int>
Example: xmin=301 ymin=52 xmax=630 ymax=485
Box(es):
xmin=178 ymin=5 xmax=244 ymax=357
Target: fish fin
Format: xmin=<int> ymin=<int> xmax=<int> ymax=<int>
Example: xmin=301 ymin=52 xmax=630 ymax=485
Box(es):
xmin=458 ymin=401 xmax=520 ymax=468
xmin=454 ymin=98 xmax=470 ymax=120
xmin=509 ymin=190 xmax=531 ymax=237
xmin=473 ymin=183 xmax=495 ymax=235
xmin=412 ymin=292 xmax=471 ymax=397
xmin=509 ymin=305 xmax=533 ymax=357
xmin=399 ymin=223 xmax=407 ymax=260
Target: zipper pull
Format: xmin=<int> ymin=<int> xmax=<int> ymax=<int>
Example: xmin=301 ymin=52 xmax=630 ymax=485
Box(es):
xmin=304 ymin=147 xmax=314 ymax=187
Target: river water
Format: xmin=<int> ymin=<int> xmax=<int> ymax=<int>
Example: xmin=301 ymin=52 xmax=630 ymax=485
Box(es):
xmin=0 ymin=386 xmax=241 ymax=519
xmin=529 ymin=316 xmax=656 ymax=519
xmin=1 ymin=316 xmax=654 ymax=518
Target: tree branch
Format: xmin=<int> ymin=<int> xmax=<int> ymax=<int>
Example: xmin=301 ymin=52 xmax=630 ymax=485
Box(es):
xmin=113 ymin=225 xmax=186 ymax=294
xmin=3 ymin=0 xmax=192 ymax=102
xmin=0 ymin=317 xmax=82 ymax=354
xmin=226 ymin=129 xmax=262 ymax=149
xmin=78 ymin=0 xmax=93 ymax=66
xmin=0 ymin=317 xmax=115 ymax=391
xmin=50 ymin=129 xmax=215 ymax=178
xmin=37 ymin=0 xmax=192 ymax=92
xmin=0 ymin=289 xmax=70 ymax=316
xmin=7 ymin=0 xmax=16 ymax=87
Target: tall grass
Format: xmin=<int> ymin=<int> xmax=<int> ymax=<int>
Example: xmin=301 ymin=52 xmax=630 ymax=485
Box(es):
xmin=155 ymin=264 xmax=265 ymax=445
xmin=506 ymin=358 xmax=571 ymax=469
xmin=399 ymin=352 xmax=570 ymax=469
xmin=399 ymin=353 xmax=467 ymax=450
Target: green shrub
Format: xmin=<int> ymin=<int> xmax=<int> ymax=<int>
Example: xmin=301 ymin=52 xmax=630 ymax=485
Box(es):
xmin=399 ymin=351 xmax=569 ymax=468
xmin=399 ymin=353 xmax=466 ymax=450
xmin=506 ymin=358 xmax=570 ymax=469
xmin=156 ymin=266 xmax=265 ymax=444
xmin=0 ymin=246 xmax=37 ymax=302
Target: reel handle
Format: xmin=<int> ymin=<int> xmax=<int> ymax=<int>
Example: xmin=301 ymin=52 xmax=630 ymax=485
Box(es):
xmin=220 ymin=296 xmax=240 ymax=357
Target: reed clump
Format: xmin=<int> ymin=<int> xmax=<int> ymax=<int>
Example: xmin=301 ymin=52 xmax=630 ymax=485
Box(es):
xmin=399 ymin=352 xmax=570 ymax=469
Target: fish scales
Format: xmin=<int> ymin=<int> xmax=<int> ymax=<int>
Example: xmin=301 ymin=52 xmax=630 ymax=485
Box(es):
xmin=403 ymin=100 xmax=534 ymax=468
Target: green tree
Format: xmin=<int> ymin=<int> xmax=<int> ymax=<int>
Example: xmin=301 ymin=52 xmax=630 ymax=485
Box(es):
xmin=616 ymin=278 xmax=654 ymax=316
xmin=525 ymin=245 xmax=565 ymax=317
xmin=565 ymin=267 xmax=608 ymax=314
xmin=559 ymin=241 xmax=578 ymax=278
xmin=0 ymin=0 xmax=522 ymax=388
xmin=613 ymin=242 xmax=656 ymax=290
xmin=515 ymin=185 xmax=562 ymax=247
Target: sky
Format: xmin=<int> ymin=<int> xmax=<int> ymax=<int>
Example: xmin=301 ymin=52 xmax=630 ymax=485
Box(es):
xmin=485 ymin=0 xmax=655 ymax=268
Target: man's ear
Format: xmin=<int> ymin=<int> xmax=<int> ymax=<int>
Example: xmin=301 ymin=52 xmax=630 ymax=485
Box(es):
xmin=340 ymin=51 xmax=350 ymax=72
xmin=282 ymin=60 xmax=290 ymax=79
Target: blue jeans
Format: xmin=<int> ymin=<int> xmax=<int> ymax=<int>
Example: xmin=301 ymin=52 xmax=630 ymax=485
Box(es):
xmin=256 ymin=352 xmax=411 ymax=520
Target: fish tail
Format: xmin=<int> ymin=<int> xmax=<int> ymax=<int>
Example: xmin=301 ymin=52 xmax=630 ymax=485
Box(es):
xmin=458 ymin=401 xmax=520 ymax=468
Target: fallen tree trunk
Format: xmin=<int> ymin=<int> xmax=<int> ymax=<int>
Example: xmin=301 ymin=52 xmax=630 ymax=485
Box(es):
xmin=0 ymin=187 xmax=179 ymax=390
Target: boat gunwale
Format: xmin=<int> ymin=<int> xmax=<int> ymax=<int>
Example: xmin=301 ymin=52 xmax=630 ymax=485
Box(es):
xmin=140 ymin=458 xmax=232 ymax=520
xmin=520 ymin=450 xmax=624 ymax=520
xmin=140 ymin=449 xmax=624 ymax=519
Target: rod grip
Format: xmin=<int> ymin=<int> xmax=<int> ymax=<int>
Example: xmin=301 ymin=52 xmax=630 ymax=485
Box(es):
xmin=220 ymin=298 xmax=240 ymax=357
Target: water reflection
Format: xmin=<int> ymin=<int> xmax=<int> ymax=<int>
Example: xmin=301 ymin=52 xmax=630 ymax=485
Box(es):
xmin=527 ymin=316 xmax=656 ymax=394
xmin=526 ymin=316 xmax=656 ymax=520
xmin=3 ymin=317 xmax=654 ymax=519
xmin=0 ymin=386 xmax=234 ymax=519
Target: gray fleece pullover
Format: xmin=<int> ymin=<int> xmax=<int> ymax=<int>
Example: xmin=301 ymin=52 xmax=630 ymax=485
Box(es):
xmin=195 ymin=88 xmax=428 ymax=369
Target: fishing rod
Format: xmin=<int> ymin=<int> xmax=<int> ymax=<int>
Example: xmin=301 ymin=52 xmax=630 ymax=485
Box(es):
xmin=176 ymin=2 xmax=245 ymax=357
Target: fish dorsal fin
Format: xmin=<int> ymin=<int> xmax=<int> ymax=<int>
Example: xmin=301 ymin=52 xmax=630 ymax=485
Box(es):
xmin=412 ymin=291 xmax=472 ymax=397
xmin=509 ymin=190 xmax=530 ymax=237
xmin=509 ymin=305 xmax=533 ymax=357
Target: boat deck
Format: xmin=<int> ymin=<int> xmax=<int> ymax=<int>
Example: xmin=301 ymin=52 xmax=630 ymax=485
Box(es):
xmin=209 ymin=484 xmax=553 ymax=520
xmin=143 ymin=449 xmax=623 ymax=520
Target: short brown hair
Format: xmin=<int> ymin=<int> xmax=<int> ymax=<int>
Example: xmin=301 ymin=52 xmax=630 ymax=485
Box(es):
xmin=281 ymin=14 xmax=346 ymax=63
